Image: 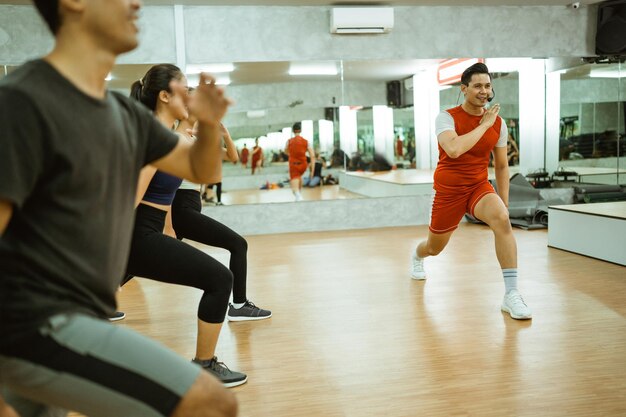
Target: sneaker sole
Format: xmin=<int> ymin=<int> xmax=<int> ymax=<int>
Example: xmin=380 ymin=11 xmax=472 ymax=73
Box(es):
xmin=223 ymin=376 xmax=248 ymax=388
xmin=227 ymin=313 xmax=272 ymax=322
xmin=108 ymin=314 xmax=126 ymax=322
xmin=501 ymin=305 xmax=532 ymax=320
xmin=411 ymin=273 xmax=426 ymax=280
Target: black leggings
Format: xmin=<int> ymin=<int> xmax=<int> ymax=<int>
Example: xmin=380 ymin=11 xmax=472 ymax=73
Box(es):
xmin=172 ymin=189 xmax=248 ymax=303
xmin=206 ymin=182 xmax=222 ymax=203
xmin=126 ymin=204 xmax=233 ymax=323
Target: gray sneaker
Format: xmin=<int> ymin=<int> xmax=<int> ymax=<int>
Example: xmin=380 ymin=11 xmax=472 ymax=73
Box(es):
xmin=227 ymin=300 xmax=272 ymax=322
xmin=192 ymin=357 xmax=247 ymax=388
xmin=108 ymin=311 xmax=126 ymax=322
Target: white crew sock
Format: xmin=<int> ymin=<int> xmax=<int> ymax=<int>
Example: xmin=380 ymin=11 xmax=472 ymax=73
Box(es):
xmin=503 ymin=268 xmax=518 ymax=294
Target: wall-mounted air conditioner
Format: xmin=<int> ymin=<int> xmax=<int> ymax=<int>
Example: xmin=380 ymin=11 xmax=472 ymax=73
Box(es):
xmin=330 ymin=7 xmax=394 ymax=34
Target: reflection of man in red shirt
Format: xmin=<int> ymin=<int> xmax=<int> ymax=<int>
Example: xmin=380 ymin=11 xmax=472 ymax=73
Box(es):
xmin=285 ymin=122 xmax=315 ymax=201
xmin=395 ymin=136 xmax=403 ymax=158
xmin=410 ymin=63 xmax=531 ymax=321
xmin=240 ymin=144 xmax=249 ymax=168
xmin=251 ymin=137 xmax=263 ymax=175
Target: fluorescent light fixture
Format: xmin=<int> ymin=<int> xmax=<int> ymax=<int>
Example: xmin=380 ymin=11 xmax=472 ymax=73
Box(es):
xmin=246 ymin=110 xmax=266 ymax=119
xmin=301 ymin=120 xmax=314 ymax=142
xmin=339 ymin=106 xmax=358 ymax=156
xmin=318 ymin=120 xmax=334 ymax=153
xmin=186 ymin=63 xmax=235 ymax=74
xmin=186 ymin=74 xmax=231 ymax=86
xmin=373 ymin=105 xmax=394 ymax=163
xmin=288 ymin=62 xmax=338 ymax=76
xmin=589 ymin=70 xmax=624 ymax=78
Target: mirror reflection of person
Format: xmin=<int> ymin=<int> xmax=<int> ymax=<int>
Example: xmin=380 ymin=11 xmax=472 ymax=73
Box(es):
xmin=285 ymin=122 xmax=315 ymax=201
xmin=251 ymin=137 xmax=263 ymax=175
xmin=410 ymin=62 xmax=531 ymax=321
xmin=240 ymin=143 xmax=249 ymax=168
xmin=507 ymin=134 xmax=519 ymax=165
xmin=305 ymin=156 xmax=324 ymax=187
xmin=395 ymin=135 xmax=404 ymax=158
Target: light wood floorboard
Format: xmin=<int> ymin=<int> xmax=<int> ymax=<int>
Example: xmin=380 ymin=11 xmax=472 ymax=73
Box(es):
xmin=214 ymin=185 xmax=363 ymax=205
xmin=74 ymin=224 xmax=625 ymax=416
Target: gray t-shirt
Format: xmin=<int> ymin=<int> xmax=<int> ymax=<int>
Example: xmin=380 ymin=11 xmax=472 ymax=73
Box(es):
xmin=0 ymin=60 xmax=178 ymax=336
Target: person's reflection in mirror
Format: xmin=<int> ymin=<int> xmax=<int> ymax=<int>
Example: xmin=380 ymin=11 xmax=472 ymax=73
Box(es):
xmin=240 ymin=143 xmax=249 ymax=168
xmin=330 ymin=146 xmax=349 ymax=168
xmin=251 ymin=137 xmax=263 ymax=175
xmin=285 ymin=122 xmax=315 ymax=201
xmin=304 ymin=156 xmax=325 ymax=187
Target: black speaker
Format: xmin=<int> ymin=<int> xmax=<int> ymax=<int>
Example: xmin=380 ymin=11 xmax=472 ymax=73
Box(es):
xmin=596 ymin=0 xmax=626 ymax=55
xmin=324 ymin=107 xmax=337 ymax=121
xmin=386 ymin=81 xmax=402 ymax=107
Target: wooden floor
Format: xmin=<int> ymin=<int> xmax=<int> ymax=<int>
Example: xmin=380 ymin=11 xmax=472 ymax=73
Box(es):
xmin=215 ymin=185 xmax=363 ymax=205
xmin=98 ymin=224 xmax=626 ymax=417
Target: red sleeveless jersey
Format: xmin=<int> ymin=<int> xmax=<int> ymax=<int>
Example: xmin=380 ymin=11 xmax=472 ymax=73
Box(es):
xmin=434 ymin=105 xmax=502 ymax=192
xmin=288 ymin=136 xmax=309 ymax=165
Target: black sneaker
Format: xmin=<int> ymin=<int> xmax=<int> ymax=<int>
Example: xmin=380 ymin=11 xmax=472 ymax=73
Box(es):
xmin=192 ymin=357 xmax=247 ymax=388
xmin=227 ymin=300 xmax=272 ymax=322
xmin=108 ymin=311 xmax=126 ymax=322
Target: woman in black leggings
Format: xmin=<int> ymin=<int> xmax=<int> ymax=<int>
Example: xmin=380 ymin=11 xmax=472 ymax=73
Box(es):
xmin=126 ymin=64 xmax=247 ymax=388
xmin=173 ymin=116 xmax=271 ymax=322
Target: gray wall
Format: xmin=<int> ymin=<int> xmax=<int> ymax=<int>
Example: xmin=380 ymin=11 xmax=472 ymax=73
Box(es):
xmin=0 ymin=5 xmax=596 ymax=65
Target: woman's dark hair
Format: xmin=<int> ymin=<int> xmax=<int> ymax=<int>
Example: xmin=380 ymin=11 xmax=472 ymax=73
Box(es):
xmin=461 ymin=63 xmax=491 ymax=86
xmin=33 ymin=0 xmax=61 ymax=34
xmin=130 ymin=64 xmax=184 ymax=111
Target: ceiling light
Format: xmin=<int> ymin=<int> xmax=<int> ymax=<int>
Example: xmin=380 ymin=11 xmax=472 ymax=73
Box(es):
xmin=186 ymin=74 xmax=231 ymax=86
xmin=288 ymin=62 xmax=338 ymax=76
xmin=186 ymin=63 xmax=235 ymax=74
xmin=589 ymin=70 xmax=624 ymax=78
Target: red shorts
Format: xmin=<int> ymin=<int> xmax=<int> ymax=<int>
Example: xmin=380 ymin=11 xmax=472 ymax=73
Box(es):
xmin=289 ymin=161 xmax=307 ymax=180
xmin=429 ymin=181 xmax=495 ymax=234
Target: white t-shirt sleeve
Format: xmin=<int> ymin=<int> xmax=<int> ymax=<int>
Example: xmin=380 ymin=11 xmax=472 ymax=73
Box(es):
xmin=435 ymin=111 xmax=455 ymax=137
xmin=495 ymin=118 xmax=508 ymax=148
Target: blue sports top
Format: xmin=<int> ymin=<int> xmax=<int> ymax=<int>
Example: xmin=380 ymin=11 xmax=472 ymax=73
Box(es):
xmin=142 ymin=170 xmax=183 ymax=205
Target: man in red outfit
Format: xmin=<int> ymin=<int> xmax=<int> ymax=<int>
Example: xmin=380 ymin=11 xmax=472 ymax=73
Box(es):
xmin=410 ymin=63 xmax=531 ymax=321
xmin=285 ymin=122 xmax=315 ymax=201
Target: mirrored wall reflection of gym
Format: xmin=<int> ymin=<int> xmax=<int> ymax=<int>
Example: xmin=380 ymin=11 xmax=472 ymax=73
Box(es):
xmin=1 ymin=1 xmax=625 ymax=417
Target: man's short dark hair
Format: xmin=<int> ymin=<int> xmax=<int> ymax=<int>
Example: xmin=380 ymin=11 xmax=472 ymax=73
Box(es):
xmin=461 ymin=63 xmax=491 ymax=86
xmin=33 ymin=0 xmax=60 ymax=34
xmin=292 ymin=122 xmax=302 ymax=132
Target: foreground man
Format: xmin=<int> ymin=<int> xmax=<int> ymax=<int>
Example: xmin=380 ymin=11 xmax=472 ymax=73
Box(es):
xmin=0 ymin=1 xmax=237 ymax=416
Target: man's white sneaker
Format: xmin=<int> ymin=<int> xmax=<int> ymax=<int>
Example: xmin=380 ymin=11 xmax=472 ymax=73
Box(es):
xmin=410 ymin=253 xmax=426 ymax=280
xmin=501 ymin=290 xmax=532 ymax=320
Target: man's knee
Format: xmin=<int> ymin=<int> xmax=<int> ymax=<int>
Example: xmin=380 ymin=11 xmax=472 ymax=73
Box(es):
xmin=172 ymin=372 xmax=237 ymax=417
xmin=490 ymin=210 xmax=512 ymax=233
